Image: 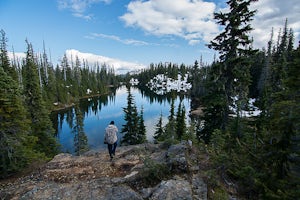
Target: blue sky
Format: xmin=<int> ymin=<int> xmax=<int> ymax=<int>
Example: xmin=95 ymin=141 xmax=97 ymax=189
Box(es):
xmin=1 ymin=0 xmax=299 ymax=73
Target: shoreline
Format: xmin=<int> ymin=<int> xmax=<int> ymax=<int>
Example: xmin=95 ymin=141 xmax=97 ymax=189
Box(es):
xmin=50 ymin=91 xmax=111 ymax=112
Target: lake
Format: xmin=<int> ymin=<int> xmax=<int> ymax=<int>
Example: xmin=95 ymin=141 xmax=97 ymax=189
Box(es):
xmin=51 ymin=86 xmax=191 ymax=154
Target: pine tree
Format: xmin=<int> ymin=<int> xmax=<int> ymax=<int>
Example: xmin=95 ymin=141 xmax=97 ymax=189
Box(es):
xmin=154 ymin=112 xmax=164 ymax=141
xmin=22 ymin=40 xmax=59 ymax=157
xmin=168 ymin=97 xmax=175 ymax=122
xmin=121 ymin=87 xmax=140 ymax=145
xmin=0 ymin=34 xmax=40 ymax=177
xmin=0 ymin=66 xmax=41 ymax=178
xmin=54 ymin=64 xmax=68 ymax=103
xmin=164 ymin=97 xmax=177 ymax=139
xmin=256 ymin=29 xmax=274 ymax=129
xmin=249 ymin=50 xmax=265 ymax=98
xmin=270 ymin=19 xmax=290 ymax=94
xmin=96 ymin=65 xmax=106 ymax=93
xmin=259 ymin=44 xmax=300 ymax=199
xmin=176 ymin=101 xmax=186 ymax=140
xmin=39 ymin=43 xmax=57 ymax=107
xmin=136 ymin=106 xmax=147 ymax=144
xmin=206 ymin=0 xmax=257 ymax=137
xmin=190 ymin=60 xmax=199 ymax=97
xmin=44 ymin=66 xmax=57 ymax=106
xmin=0 ymin=30 xmax=18 ymax=80
xmin=72 ymin=56 xmax=81 ymax=97
xmin=199 ymin=62 xmax=227 ymax=143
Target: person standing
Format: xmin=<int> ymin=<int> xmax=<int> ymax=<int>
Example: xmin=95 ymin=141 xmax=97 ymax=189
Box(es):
xmin=104 ymin=121 xmax=118 ymax=160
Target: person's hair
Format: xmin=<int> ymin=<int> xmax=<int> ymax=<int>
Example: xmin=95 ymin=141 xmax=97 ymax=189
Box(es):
xmin=110 ymin=121 xmax=114 ymax=125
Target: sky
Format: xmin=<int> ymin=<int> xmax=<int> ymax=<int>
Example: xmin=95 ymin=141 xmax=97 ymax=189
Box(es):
xmin=1 ymin=0 xmax=300 ymax=73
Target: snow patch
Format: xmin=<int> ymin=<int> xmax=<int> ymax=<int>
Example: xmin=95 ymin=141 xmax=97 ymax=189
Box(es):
xmin=86 ymin=88 xmax=92 ymax=94
xmin=146 ymin=74 xmax=192 ymax=95
xmin=129 ymin=78 xmax=139 ymax=86
xmin=229 ymin=97 xmax=261 ymax=117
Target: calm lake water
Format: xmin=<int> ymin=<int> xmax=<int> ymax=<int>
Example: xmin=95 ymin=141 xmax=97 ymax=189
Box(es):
xmin=51 ymin=86 xmax=191 ymax=154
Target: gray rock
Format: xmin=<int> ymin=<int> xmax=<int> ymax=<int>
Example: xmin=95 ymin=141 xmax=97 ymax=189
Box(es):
xmin=150 ymin=176 xmax=192 ymax=200
xmin=140 ymin=187 xmax=154 ymax=199
xmin=192 ymin=174 xmax=207 ymax=200
xmin=103 ymin=185 xmax=143 ymax=200
xmin=166 ymin=144 xmax=188 ymax=172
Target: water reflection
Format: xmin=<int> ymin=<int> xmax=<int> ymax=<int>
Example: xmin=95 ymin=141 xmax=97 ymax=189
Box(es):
xmin=73 ymin=104 xmax=88 ymax=155
xmin=51 ymin=86 xmax=190 ymax=154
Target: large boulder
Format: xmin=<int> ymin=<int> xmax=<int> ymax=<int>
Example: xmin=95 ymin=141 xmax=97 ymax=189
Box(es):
xmin=166 ymin=143 xmax=188 ymax=172
xmin=150 ymin=176 xmax=192 ymax=200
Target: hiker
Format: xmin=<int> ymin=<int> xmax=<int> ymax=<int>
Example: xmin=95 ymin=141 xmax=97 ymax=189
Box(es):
xmin=104 ymin=121 xmax=118 ymax=160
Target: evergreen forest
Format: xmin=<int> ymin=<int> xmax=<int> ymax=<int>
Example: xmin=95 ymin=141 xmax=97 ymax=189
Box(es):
xmin=0 ymin=0 xmax=299 ymax=199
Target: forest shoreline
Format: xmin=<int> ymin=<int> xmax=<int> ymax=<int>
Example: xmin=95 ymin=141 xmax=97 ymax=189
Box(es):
xmin=50 ymin=90 xmax=113 ymax=112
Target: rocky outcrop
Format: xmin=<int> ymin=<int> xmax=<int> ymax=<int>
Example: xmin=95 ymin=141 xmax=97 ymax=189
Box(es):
xmin=0 ymin=143 xmax=207 ymax=200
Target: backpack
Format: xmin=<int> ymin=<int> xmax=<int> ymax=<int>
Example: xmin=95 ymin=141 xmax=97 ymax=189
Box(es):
xmin=105 ymin=125 xmax=118 ymax=144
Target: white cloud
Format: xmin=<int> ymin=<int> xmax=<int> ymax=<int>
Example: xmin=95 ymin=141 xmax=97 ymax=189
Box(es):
xmin=57 ymin=0 xmax=111 ymax=20
xmin=64 ymin=49 xmax=146 ymax=74
xmin=120 ymin=0 xmax=299 ymax=49
xmin=120 ymin=0 xmax=219 ymax=45
xmin=73 ymin=12 xmax=93 ymax=20
xmin=88 ymin=32 xmax=180 ymax=47
xmin=90 ymin=33 xmax=153 ymax=46
xmin=250 ymin=0 xmax=300 ymax=49
xmin=188 ymin=39 xmax=200 ymax=46
xmin=7 ymin=52 xmax=26 ymax=62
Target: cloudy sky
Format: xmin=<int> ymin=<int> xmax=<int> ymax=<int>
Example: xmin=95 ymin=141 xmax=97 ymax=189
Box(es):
xmin=1 ymin=0 xmax=299 ymax=73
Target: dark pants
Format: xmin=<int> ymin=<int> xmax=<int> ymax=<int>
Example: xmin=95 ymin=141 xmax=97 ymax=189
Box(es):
xmin=107 ymin=142 xmax=117 ymax=158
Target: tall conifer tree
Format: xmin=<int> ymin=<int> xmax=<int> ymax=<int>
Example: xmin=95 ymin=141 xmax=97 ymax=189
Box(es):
xmin=164 ymin=97 xmax=176 ymax=139
xmin=199 ymin=62 xmax=227 ymax=143
xmin=121 ymin=87 xmax=139 ymax=145
xmin=137 ymin=106 xmax=147 ymax=144
xmin=206 ymin=0 xmax=257 ymax=136
xmin=23 ymin=40 xmax=58 ymax=157
xmin=260 ymin=43 xmax=300 ymax=199
xmin=0 ymin=38 xmax=41 ymax=177
xmin=154 ymin=112 xmax=164 ymax=141
xmin=0 ymin=30 xmax=18 ymax=80
xmin=0 ymin=66 xmax=40 ymax=178
xmin=176 ymin=101 xmax=186 ymax=140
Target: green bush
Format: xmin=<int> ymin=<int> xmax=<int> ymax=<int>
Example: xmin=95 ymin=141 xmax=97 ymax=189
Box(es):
xmin=141 ymin=157 xmax=171 ymax=185
xmin=209 ymin=187 xmax=229 ymax=200
xmin=161 ymin=138 xmax=179 ymax=149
